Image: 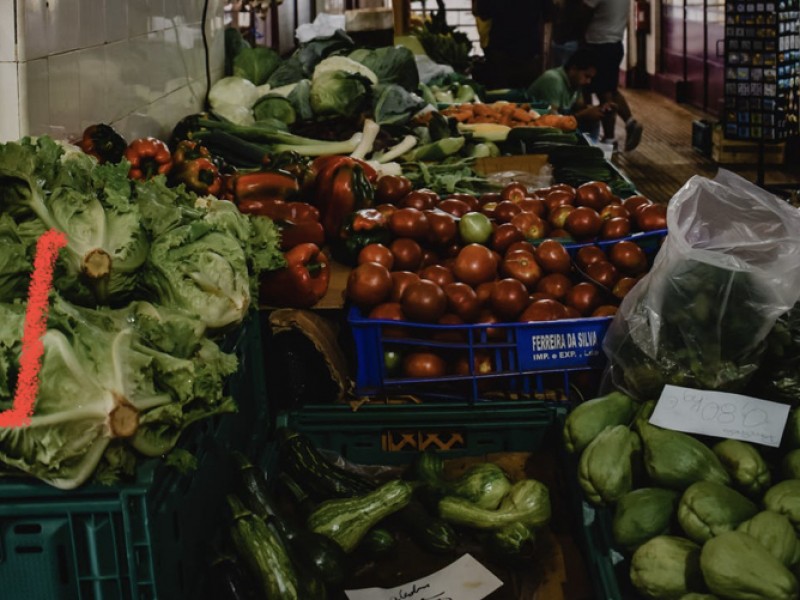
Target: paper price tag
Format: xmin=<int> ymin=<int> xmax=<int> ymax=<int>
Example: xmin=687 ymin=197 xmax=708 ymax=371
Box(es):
xmin=345 ymin=554 xmax=503 ymax=600
xmin=650 ymin=385 xmax=790 ymax=447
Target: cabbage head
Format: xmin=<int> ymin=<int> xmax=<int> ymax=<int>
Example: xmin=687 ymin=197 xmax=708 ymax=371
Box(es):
xmin=310 ymin=70 xmax=372 ymax=119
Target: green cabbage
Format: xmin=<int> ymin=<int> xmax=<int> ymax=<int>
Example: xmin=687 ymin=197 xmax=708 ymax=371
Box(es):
xmin=310 ymin=70 xmax=372 ymax=119
xmin=233 ymin=46 xmax=282 ymax=85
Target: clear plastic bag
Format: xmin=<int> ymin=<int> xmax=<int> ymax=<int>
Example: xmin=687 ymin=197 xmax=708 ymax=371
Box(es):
xmin=603 ymin=170 xmax=800 ymax=400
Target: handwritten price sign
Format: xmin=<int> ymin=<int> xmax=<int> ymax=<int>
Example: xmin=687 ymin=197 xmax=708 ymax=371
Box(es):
xmin=650 ymin=385 xmax=791 ymax=447
xmin=0 ymin=230 xmax=66 ymax=428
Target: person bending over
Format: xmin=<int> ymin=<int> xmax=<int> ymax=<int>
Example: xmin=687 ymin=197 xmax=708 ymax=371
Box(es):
xmin=527 ymin=48 xmax=615 ymax=135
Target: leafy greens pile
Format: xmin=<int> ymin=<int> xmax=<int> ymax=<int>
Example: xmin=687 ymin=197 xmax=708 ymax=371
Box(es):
xmin=0 ymin=136 xmax=283 ymax=489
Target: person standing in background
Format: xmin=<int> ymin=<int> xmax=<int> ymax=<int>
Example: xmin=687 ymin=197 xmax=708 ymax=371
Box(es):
xmin=582 ymin=0 xmax=644 ymax=151
xmin=549 ymin=0 xmax=589 ymax=68
xmin=472 ymin=0 xmax=552 ymax=90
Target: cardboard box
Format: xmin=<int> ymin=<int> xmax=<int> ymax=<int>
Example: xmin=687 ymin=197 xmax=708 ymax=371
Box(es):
xmin=474 ymin=154 xmax=550 ymax=176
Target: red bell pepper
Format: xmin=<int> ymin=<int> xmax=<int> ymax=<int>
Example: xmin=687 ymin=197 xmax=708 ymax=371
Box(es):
xmin=278 ymin=220 xmax=326 ymax=250
xmin=79 ymin=123 xmax=127 ymax=164
xmin=233 ymin=170 xmax=301 ymax=204
xmin=310 ymin=155 xmax=378 ymax=185
xmin=312 ymin=158 xmax=375 ymax=242
xmin=237 ymin=198 xmax=320 ymax=223
xmin=260 ymin=243 xmax=330 ymax=308
xmin=125 ymin=137 xmax=173 ymax=180
xmin=172 ymin=139 xmax=212 ymax=165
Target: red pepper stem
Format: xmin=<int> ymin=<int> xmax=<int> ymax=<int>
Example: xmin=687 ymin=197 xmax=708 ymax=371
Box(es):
xmin=307 ymin=262 xmax=324 ymax=276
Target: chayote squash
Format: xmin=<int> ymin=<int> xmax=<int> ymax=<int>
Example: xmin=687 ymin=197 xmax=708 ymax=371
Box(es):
xmin=764 ymin=479 xmax=800 ymax=534
xmin=633 ymin=400 xmax=658 ymax=434
xmin=737 ymin=510 xmax=800 ymax=568
xmin=578 ymin=425 xmax=641 ymax=506
xmin=785 ymin=409 xmax=800 ymax=450
xmin=639 ymin=422 xmax=730 ymax=490
xmin=783 ymin=450 xmax=800 ymax=480
xmin=613 ymin=487 xmax=680 ymax=551
xmin=711 ymin=439 xmax=771 ymax=497
xmin=630 ymin=535 xmax=706 ymax=599
xmin=563 ymin=391 xmax=636 ymax=454
xmin=677 ymin=481 xmax=758 ymax=544
xmin=700 ymin=531 xmax=800 ymax=600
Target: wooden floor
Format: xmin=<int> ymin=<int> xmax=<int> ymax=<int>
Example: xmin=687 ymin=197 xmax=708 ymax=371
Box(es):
xmin=608 ymin=89 xmax=800 ymax=204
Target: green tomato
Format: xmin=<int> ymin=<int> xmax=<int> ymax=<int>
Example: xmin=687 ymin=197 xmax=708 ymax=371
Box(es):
xmin=459 ymin=211 xmax=493 ymax=245
xmin=384 ymin=350 xmax=403 ymax=374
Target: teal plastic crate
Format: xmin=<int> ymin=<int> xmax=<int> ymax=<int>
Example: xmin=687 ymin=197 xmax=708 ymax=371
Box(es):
xmin=277 ymin=401 xmax=555 ymax=466
xmin=0 ymin=312 xmax=269 ymax=600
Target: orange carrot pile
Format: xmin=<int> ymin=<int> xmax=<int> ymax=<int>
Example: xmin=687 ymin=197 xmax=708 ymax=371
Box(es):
xmin=440 ymin=102 xmax=538 ymax=127
xmin=532 ymin=114 xmax=578 ymax=131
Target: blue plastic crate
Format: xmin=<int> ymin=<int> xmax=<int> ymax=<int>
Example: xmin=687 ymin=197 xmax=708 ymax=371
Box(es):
xmin=0 ymin=312 xmax=269 ymax=600
xmin=349 ymin=305 xmax=612 ymax=402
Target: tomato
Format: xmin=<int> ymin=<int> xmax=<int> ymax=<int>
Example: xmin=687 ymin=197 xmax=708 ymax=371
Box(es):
xmin=518 ymin=197 xmax=547 ymax=218
xmin=375 ymin=175 xmax=413 ymax=204
xmin=586 ymin=261 xmax=620 ymax=288
xmin=480 ymin=202 xmax=497 ymax=220
xmin=548 ymin=228 xmax=572 ymax=240
xmin=358 ymin=243 xmax=394 ymax=270
xmin=592 ymin=305 xmax=618 ymax=317
xmin=535 ymin=240 xmax=572 ymax=274
xmin=566 ymin=282 xmax=602 ymax=316
xmin=419 ymin=264 xmax=456 ymax=288
xmin=368 ymin=302 xmax=408 ymax=337
xmin=390 ymin=270 xmax=421 ymax=302
xmin=419 ymin=249 xmax=439 ymax=270
xmin=544 ymin=189 xmax=575 ymax=213
xmin=505 ymin=240 xmax=536 ymax=256
xmin=501 ymin=250 xmax=542 ymax=290
xmin=575 ymin=246 xmax=607 ymax=271
xmin=535 ymin=273 xmax=573 ymax=301
xmin=384 ymin=349 xmax=403 ymax=375
xmin=424 ymin=209 xmax=458 ymax=247
xmin=402 ymin=351 xmax=447 ymax=378
xmin=475 ymin=308 xmax=506 ymax=341
xmin=436 ymin=198 xmax=471 ymax=218
xmin=453 ymin=244 xmax=498 ymax=286
xmin=432 ymin=313 xmax=467 ymax=342
xmin=529 ymin=291 xmax=556 ymax=302
xmin=612 ymin=276 xmax=638 ymax=300
xmin=491 ymin=222 xmax=525 ymax=254
xmin=477 ymin=192 xmax=501 ymax=207
xmin=390 ymin=238 xmax=423 ymax=271
xmin=519 ymin=299 xmax=567 ymax=322
xmin=599 ymin=204 xmax=631 ymax=221
xmin=346 ymin=262 xmax=393 ymax=308
xmin=458 ymin=212 xmax=493 ymax=245
xmin=635 ymin=204 xmax=667 ymax=231
xmin=389 ymin=207 xmax=430 ymax=240
xmin=609 ymin=241 xmax=648 ymax=275
xmin=511 ymin=212 xmax=548 ymax=240
xmin=447 ymin=193 xmax=480 ymax=211
xmin=565 ymin=206 xmax=603 ymax=239
xmin=401 ymin=279 xmax=447 ymax=322
xmin=375 ymin=203 xmax=397 ymax=220
xmin=622 ymin=195 xmax=653 ymax=215
xmin=399 ymin=189 xmax=439 ymax=211
xmin=475 ymin=281 xmax=496 ymax=307
xmin=443 ymin=282 xmax=481 ymax=322
xmin=575 ymin=181 xmax=613 ymax=211
xmin=500 ymin=182 xmax=528 ymax=203
xmin=564 ymin=305 xmax=582 ymax=319
xmin=600 ymin=217 xmax=632 ymax=240
xmin=491 ymin=278 xmax=530 ymax=320
xmin=494 ymin=200 xmax=522 ymax=223
xmin=452 ymin=350 xmax=494 ymax=376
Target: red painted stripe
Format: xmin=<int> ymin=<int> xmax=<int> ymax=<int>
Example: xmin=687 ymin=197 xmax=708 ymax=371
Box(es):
xmin=0 ymin=229 xmax=68 ymax=428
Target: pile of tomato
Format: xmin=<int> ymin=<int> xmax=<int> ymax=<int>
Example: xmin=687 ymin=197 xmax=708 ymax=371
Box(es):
xmin=346 ymin=177 xmax=665 ymax=322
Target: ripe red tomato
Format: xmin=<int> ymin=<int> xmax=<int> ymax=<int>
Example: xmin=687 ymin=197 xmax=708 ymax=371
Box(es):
xmin=346 ymin=262 xmax=393 ymax=308
xmin=447 ymin=193 xmax=480 ymax=211
xmin=389 ymin=208 xmax=430 ymax=240
xmin=358 ymin=243 xmax=394 ymax=270
xmin=367 ymin=302 xmax=408 ymax=338
xmin=511 ymin=212 xmax=548 ymax=240
xmin=609 ymin=241 xmax=648 ymax=275
xmin=375 ymin=175 xmax=413 ymax=204
xmin=586 ymin=261 xmax=620 ymax=288
xmin=566 ymin=282 xmax=602 ymax=316
xmin=491 ymin=222 xmax=525 ymax=254
xmin=549 ymin=205 xmax=575 ymax=229
xmin=401 ymin=279 xmax=447 ymax=322
xmin=419 ymin=264 xmax=456 ymax=288
xmin=424 ymin=210 xmax=458 ymax=247
xmin=501 ymin=250 xmax=542 ymax=291
xmin=491 ymin=278 xmax=530 ymax=320
xmin=436 ymin=198 xmax=472 ymax=218
xmin=452 ymin=350 xmax=494 ymax=376
xmin=612 ymin=277 xmax=638 ymax=300
xmin=432 ymin=313 xmax=467 ymax=342
xmin=519 ymin=299 xmax=567 ymax=322
xmin=600 ymin=217 xmax=632 ymax=240
xmin=505 ymin=240 xmax=536 ymax=256
xmin=544 ymin=189 xmax=575 ymax=213
xmin=390 ymin=271 xmax=421 ymax=302
xmin=494 ymin=200 xmax=523 ymax=223
xmin=443 ymin=282 xmax=481 ymax=322
xmin=453 ymin=244 xmax=498 ymax=286
xmin=501 ymin=182 xmax=528 ymax=203
xmin=575 ymin=181 xmax=613 ymax=211
xmin=635 ymin=204 xmax=667 ymax=231
xmin=622 ymin=195 xmax=653 ymax=215
xmin=390 ymin=238 xmax=423 ymax=271
xmin=565 ymin=206 xmax=603 ymax=239
xmin=575 ymin=246 xmax=607 ymax=271
xmin=403 ymin=351 xmax=446 ymax=378
xmin=535 ymin=273 xmax=573 ymax=301
xmin=599 ymin=204 xmax=631 ymax=221
xmin=535 ymin=240 xmax=572 ymax=274
xmin=399 ymin=189 xmax=439 ymax=211
xmin=518 ymin=197 xmax=547 ymax=218
xmin=592 ymin=305 xmax=618 ymax=317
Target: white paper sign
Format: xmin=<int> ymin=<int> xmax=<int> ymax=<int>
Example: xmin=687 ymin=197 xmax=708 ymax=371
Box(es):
xmin=650 ymin=385 xmax=791 ymax=447
xmin=344 ymin=554 xmax=503 ymax=600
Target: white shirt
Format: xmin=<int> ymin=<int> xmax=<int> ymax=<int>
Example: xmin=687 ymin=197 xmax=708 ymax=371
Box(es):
xmin=584 ymin=0 xmax=631 ymax=44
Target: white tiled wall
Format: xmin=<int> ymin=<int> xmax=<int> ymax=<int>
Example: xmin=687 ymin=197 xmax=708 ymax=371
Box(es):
xmin=0 ymin=0 xmax=225 ymax=143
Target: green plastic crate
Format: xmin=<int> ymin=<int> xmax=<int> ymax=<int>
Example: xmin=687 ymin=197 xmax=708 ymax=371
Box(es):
xmin=277 ymin=401 xmax=555 ymax=466
xmin=0 ymin=313 xmax=269 ymax=600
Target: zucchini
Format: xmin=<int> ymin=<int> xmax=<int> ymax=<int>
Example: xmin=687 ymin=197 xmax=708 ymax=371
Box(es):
xmin=414 ymin=453 xmax=512 ymax=510
xmin=483 ymin=521 xmax=536 ymax=561
xmin=233 ymin=454 xmax=347 ymax=588
xmin=359 ymin=528 xmax=398 ymax=557
xmin=279 ymin=430 xmax=374 ymax=500
xmin=205 ymin=554 xmax=258 ymax=600
xmin=307 ymin=480 xmax=413 ymax=553
xmin=396 ymin=497 xmax=458 ymax=554
xmin=227 ymin=495 xmax=299 ymax=599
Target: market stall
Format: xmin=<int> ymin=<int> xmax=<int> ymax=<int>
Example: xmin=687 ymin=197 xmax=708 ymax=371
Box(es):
xmin=1 ymin=3 xmax=799 ymax=600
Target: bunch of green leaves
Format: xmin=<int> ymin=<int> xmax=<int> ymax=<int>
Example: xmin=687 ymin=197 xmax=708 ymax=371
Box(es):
xmin=401 ymin=156 xmax=499 ymax=196
xmin=348 ymin=46 xmax=420 ymax=92
xmin=414 ymin=1 xmax=472 ymax=73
